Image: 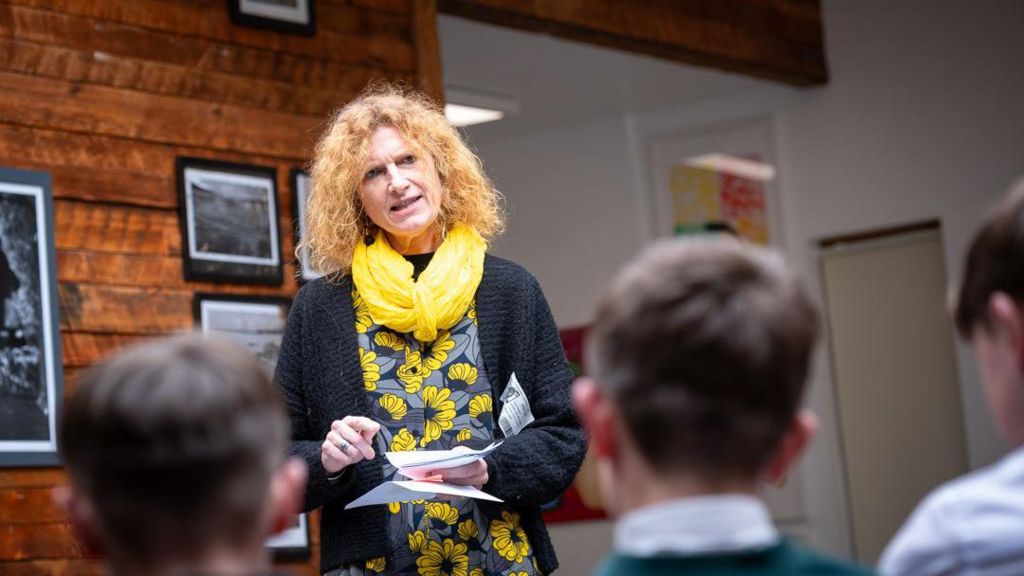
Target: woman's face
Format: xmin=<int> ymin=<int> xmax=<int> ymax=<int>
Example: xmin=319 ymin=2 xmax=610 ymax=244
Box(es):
xmin=358 ymin=126 xmax=444 ymax=254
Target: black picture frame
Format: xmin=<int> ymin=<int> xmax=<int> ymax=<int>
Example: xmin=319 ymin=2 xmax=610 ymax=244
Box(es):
xmin=177 ymin=157 xmax=283 ymax=286
xmin=291 ymin=168 xmax=322 ymax=284
xmin=0 ymin=167 xmax=64 ymax=467
xmin=192 ymin=292 xmax=292 ymax=376
xmin=265 ymin=512 xmax=312 ymax=561
xmin=228 ymin=0 xmax=316 ymax=36
xmin=192 ymin=292 xmax=305 ymax=558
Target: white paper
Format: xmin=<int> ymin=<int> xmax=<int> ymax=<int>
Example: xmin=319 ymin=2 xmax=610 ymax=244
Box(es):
xmin=386 ymin=442 xmax=501 ymax=479
xmin=345 ymin=480 xmax=502 ymax=510
xmin=499 ymin=373 xmax=534 ymax=437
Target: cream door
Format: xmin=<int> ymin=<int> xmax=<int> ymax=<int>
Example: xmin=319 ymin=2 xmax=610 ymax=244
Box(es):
xmin=821 ymin=227 xmax=968 ymax=563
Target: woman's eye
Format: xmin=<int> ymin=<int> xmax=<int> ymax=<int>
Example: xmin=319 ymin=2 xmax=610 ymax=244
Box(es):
xmin=399 ymin=155 xmax=415 ymax=165
xmin=365 ymin=167 xmax=382 ymax=180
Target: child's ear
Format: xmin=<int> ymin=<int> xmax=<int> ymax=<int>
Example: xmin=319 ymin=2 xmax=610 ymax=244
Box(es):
xmin=56 ymin=487 xmax=105 ymax=558
xmin=268 ymin=457 xmax=308 ymax=536
xmin=988 ymin=292 xmax=1024 ymax=370
xmin=572 ymin=377 xmax=617 ymax=460
xmin=763 ymin=410 xmax=818 ymax=484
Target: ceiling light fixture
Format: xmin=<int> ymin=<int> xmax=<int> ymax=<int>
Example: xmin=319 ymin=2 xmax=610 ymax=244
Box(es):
xmin=444 ymin=86 xmax=519 ymax=128
xmin=683 ymin=153 xmax=777 ymax=182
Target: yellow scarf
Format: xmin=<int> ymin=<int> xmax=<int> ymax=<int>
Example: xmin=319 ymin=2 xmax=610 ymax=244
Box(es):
xmin=351 ymin=223 xmax=486 ymax=342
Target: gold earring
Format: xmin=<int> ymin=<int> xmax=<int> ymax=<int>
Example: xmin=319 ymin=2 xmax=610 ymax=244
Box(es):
xmin=362 ymin=214 xmax=375 ymax=246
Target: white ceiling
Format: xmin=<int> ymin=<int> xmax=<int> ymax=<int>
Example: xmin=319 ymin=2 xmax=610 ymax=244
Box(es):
xmin=438 ymin=14 xmax=774 ymax=137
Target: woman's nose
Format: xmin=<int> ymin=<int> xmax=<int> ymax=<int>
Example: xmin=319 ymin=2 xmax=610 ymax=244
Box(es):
xmin=386 ymin=163 xmax=410 ymax=192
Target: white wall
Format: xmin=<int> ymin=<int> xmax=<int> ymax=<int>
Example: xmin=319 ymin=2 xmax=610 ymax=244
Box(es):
xmin=777 ymin=0 xmax=1024 ymax=472
xmin=460 ymin=0 xmax=1024 ymax=568
xmin=471 ymin=116 xmax=647 ymax=327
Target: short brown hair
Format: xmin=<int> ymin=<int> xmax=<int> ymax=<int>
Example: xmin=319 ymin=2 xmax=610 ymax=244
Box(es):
xmin=303 ymin=82 xmax=504 ymax=277
xmin=60 ymin=333 xmax=289 ymax=563
xmin=954 ymin=179 xmax=1024 ymax=338
xmin=587 ymin=239 xmax=819 ymax=480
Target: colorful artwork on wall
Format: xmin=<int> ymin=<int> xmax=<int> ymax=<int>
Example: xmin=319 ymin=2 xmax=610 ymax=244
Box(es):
xmin=669 ymin=159 xmax=769 ymax=244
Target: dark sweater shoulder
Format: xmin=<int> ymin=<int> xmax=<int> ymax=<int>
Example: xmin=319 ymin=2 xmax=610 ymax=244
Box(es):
xmin=295 ymin=275 xmax=350 ymax=303
xmin=479 ymin=254 xmax=542 ymax=303
xmin=483 ymin=253 xmax=537 ymax=283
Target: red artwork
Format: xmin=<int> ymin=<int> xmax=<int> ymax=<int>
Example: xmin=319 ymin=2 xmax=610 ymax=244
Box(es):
xmin=542 ymin=326 xmax=607 ymax=523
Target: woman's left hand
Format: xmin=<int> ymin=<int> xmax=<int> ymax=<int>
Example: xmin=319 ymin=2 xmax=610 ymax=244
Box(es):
xmin=434 ymin=460 xmax=488 ymax=489
xmin=432 ymin=446 xmax=488 ymax=489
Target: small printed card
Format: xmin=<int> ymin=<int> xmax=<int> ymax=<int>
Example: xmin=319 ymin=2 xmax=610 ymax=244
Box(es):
xmin=499 ymin=373 xmax=534 ymax=437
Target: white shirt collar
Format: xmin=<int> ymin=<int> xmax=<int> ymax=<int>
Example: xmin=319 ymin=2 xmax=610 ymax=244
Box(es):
xmin=614 ymin=494 xmax=780 ymax=557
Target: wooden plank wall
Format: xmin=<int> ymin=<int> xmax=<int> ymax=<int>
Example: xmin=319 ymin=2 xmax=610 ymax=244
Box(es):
xmin=0 ymin=1 xmax=425 ymax=574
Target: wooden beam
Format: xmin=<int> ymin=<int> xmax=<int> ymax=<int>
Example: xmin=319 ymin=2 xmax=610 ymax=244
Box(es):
xmin=437 ymin=0 xmax=828 ymax=86
xmin=412 ymin=0 xmax=445 ymax=103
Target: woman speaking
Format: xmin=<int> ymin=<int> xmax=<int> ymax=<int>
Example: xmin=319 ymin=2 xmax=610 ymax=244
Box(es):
xmin=276 ymin=86 xmax=586 ymax=575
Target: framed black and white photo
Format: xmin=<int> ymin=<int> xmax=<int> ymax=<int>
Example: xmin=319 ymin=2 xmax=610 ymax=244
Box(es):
xmin=178 ymin=157 xmax=283 ymax=286
xmin=265 ymin=512 xmax=311 ymax=560
xmin=0 ymin=167 xmax=63 ymax=467
xmin=193 ymin=293 xmax=291 ymax=376
xmin=291 ymin=168 xmax=322 ymax=283
xmin=228 ymin=0 xmax=316 ymax=36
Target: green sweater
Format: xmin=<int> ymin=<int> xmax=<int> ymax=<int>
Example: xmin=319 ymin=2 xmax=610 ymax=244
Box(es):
xmin=595 ymin=540 xmax=875 ymax=576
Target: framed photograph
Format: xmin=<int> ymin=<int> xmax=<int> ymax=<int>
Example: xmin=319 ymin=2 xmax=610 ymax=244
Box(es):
xmin=0 ymin=167 xmax=64 ymax=467
xmin=178 ymin=157 xmax=283 ymax=286
xmin=228 ymin=0 xmax=316 ymax=36
xmin=265 ymin=512 xmax=311 ymax=560
xmin=193 ymin=292 xmax=304 ymax=557
xmin=291 ymin=168 xmax=322 ymax=283
xmin=193 ymin=293 xmax=291 ymax=376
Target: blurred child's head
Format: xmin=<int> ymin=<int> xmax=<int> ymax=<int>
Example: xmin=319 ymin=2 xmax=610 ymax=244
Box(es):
xmin=954 ymin=180 xmax=1024 ymax=445
xmin=574 ymin=239 xmax=819 ymax=511
xmin=60 ymin=333 xmax=305 ymax=572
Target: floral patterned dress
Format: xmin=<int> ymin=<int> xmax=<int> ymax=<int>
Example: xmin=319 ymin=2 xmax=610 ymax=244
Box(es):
xmin=333 ymin=289 xmax=541 ymax=576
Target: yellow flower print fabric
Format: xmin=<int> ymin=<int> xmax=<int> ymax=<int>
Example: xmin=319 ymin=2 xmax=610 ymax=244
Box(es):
xmin=490 ymin=511 xmax=531 ymax=563
xmin=360 ymin=348 xmax=380 ymax=392
xmin=342 ymin=291 xmax=537 ymax=576
xmin=417 ymin=538 xmax=469 ymax=576
xmin=420 ymin=386 xmax=456 ymax=447
xmin=379 ymin=394 xmax=408 ymax=421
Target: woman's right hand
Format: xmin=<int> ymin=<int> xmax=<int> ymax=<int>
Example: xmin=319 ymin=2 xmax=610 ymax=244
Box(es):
xmin=321 ymin=416 xmax=381 ymax=475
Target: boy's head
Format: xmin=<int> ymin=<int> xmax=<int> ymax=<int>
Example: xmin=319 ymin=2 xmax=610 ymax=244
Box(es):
xmin=60 ymin=333 xmax=305 ymax=572
xmin=574 ymin=239 xmax=819 ymax=511
xmin=954 ymin=180 xmax=1024 ymax=445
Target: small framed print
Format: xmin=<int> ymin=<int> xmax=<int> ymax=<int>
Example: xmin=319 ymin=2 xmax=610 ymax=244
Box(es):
xmin=193 ymin=293 xmax=291 ymax=376
xmin=193 ymin=292 xmax=305 ymax=558
xmin=291 ymin=168 xmax=322 ymax=283
xmin=228 ymin=0 xmax=316 ymax=36
xmin=265 ymin=512 xmax=311 ymax=560
xmin=0 ymin=167 xmax=64 ymax=467
xmin=178 ymin=157 xmax=283 ymax=286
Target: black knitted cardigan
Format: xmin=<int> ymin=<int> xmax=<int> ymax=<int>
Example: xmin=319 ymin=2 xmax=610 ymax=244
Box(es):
xmin=275 ymin=254 xmax=587 ymax=574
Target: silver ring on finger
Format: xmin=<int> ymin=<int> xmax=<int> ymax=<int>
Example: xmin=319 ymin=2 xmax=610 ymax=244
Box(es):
xmin=338 ymin=440 xmax=350 ymax=453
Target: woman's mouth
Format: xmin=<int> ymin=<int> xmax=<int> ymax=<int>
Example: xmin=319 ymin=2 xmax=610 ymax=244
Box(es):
xmin=390 ymin=195 xmax=422 ymax=213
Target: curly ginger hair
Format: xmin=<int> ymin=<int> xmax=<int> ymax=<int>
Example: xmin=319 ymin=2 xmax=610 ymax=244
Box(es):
xmin=301 ymin=84 xmax=504 ymax=278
